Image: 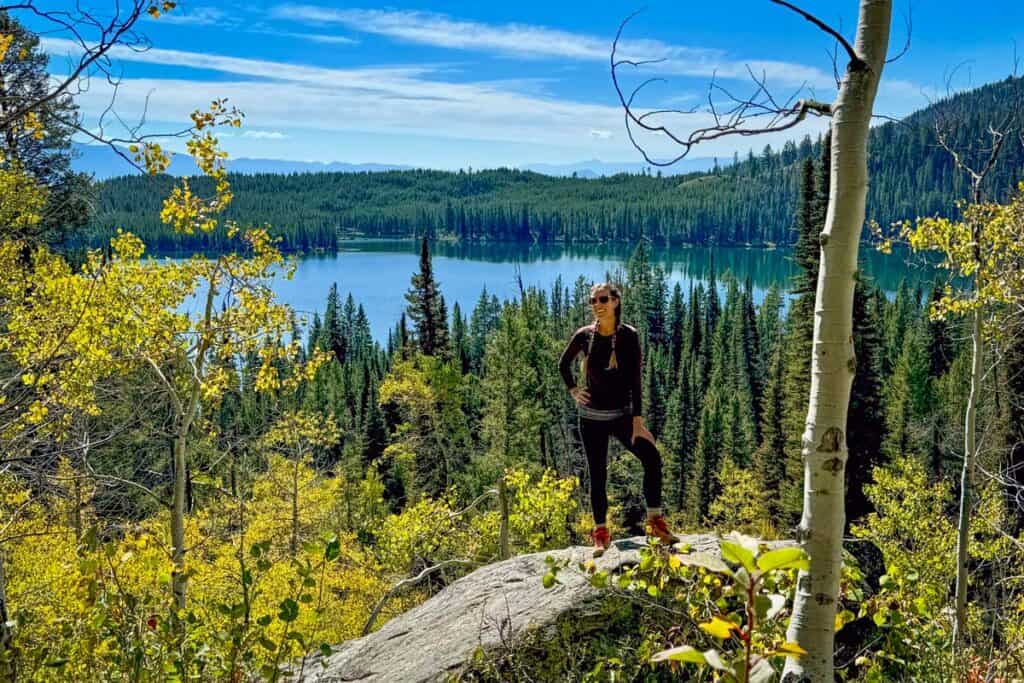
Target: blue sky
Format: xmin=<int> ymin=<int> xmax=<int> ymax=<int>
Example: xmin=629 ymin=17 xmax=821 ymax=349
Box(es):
xmin=31 ymin=0 xmax=1024 ymax=169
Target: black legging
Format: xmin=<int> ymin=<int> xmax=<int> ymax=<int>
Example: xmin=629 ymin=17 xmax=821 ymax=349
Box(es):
xmin=580 ymin=415 xmax=663 ymax=525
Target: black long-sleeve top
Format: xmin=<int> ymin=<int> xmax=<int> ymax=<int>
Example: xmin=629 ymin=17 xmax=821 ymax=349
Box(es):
xmin=558 ymin=324 xmax=643 ymax=416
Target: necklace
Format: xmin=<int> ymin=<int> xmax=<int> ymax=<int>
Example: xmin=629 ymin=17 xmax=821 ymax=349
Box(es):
xmin=585 ymin=321 xmax=619 ymax=371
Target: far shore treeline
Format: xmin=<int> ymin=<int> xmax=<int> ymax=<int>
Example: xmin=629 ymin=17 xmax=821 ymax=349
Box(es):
xmin=86 ymin=76 xmax=1024 ymax=254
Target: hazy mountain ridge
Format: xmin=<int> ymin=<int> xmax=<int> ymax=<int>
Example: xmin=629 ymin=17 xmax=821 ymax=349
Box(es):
xmin=71 ymin=144 xmax=718 ymax=181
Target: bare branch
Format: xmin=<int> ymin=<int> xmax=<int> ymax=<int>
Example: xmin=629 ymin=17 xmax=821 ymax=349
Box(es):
xmin=885 ymin=2 xmax=913 ymax=64
xmin=768 ymin=0 xmax=861 ymax=68
xmin=610 ymin=8 xmax=833 ymax=165
xmin=362 ymin=559 xmax=478 ymax=636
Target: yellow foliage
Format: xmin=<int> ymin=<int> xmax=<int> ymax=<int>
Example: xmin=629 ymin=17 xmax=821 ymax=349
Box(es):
xmin=897 ymin=185 xmax=1024 ymax=333
xmin=3 ymin=460 xmax=396 ymax=678
xmin=0 ymin=33 xmax=13 ymax=62
xmin=504 ymin=468 xmax=578 ymax=552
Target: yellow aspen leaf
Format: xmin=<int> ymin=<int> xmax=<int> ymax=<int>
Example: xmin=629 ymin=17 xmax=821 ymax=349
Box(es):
xmin=698 ymin=616 xmax=740 ymax=640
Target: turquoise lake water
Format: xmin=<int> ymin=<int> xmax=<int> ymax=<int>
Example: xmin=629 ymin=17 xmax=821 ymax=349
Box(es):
xmin=180 ymin=240 xmax=933 ymax=343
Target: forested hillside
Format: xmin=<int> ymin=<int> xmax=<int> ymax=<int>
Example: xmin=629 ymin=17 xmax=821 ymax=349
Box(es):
xmin=86 ymin=75 xmax=1024 ymax=253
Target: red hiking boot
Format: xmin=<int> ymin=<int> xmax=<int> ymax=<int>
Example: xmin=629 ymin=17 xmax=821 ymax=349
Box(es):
xmin=591 ymin=526 xmax=611 ymax=557
xmin=646 ymin=515 xmax=679 ymax=546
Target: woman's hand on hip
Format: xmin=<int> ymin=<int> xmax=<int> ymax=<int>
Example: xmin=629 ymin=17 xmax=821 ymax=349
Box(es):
xmin=632 ymin=416 xmax=655 ymax=446
xmin=569 ymin=387 xmax=590 ymax=406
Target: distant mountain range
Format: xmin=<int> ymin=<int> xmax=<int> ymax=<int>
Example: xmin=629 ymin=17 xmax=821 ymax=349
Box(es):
xmin=70 ymin=143 xmax=718 ymax=180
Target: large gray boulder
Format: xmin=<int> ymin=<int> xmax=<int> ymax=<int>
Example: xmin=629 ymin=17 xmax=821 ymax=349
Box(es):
xmin=303 ymin=535 xmax=725 ymax=682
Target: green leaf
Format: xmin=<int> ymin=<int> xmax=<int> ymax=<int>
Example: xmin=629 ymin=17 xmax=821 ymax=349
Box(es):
xmin=754 ymin=595 xmax=771 ymax=621
xmin=720 ymin=541 xmax=756 ymax=572
xmin=699 ymin=616 xmax=740 ymax=640
xmin=651 ymin=645 xmax=706 ymax=664
xmin=724 ymin=531 xmax=760 ymax=556
xmin=756 ymin=547 xmax=809 ymax=573
xmin=278 ymin=598 xmax=299 ymax=623
xmin=542 ymin=572 xmax=557 ymax=589
xmin=639 ymin=553 xmax=654 ymax=571
xmin=258 ymin=636 xmax=277 ymax=651
xmin=325 ymin=535 xmax=341 ymax=561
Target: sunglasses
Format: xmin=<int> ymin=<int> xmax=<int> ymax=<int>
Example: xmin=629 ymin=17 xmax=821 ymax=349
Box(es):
xmin=589 ymin=295 xmax=614 ymax=305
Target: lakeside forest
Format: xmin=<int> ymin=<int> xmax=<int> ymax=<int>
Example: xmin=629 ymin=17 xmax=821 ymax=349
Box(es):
xmin=3 ymin=2 xmax=1024 ymax=682
xmin=86 ymin=76 xmax=1024 ymax=254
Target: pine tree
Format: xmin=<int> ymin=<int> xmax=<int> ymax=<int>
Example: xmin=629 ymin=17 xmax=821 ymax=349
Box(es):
xmin=405 ymin=237 xmax=446 ymax=356
xmin=687 ymin=386 xmax=726 ymax=523
xmin=469 ymin=288 xmax=501 ymax=374
xmin=668 ymin=283 xmax=685 ymax=372
xmin=0 ymin=11 xmax=90 ymax=244
xmin=322 ymin=283 xmax=344 ymax=362
xmin=776 ymin=147 xmax=823 ymax=526
xmin=451 ymin=302 xmax=471 ymax=374
xmin=754 ymin=344 xmax=787 ymax=521
xmin=1004 ymin=329 xmax=1024 ymax=534
xmin=882 ymin=317 xmax=932 ymax=464
xmin=845 ymin=280 xmax=886 ymax=522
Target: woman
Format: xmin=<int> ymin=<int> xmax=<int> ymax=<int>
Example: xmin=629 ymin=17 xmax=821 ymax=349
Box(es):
xmin=558 ymin=282 xmax=678 ymax=556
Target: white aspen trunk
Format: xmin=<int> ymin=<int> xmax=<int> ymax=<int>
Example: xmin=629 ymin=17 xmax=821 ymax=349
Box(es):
xmin=953 ymin=290 xmax=982 ymax=648
xmin=0 ymin=548 xmax=14 ymax=681
xmin=783 ymin=2 xmax=891 ymax=680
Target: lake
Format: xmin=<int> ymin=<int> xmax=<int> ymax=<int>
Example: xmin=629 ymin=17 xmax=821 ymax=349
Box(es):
xmin=249 ymin=240 xmax=931 ymax=343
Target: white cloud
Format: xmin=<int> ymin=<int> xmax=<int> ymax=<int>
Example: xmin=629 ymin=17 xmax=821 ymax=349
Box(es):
xmin=270 ymin=5 xmax=835 ymax=89
xmin=243 ymin=130 xmax=288 ymax=139
xmin=154 ymin=6 xmax=226 ymax=26
xmin=37 ymin=37 xmax=890 ymax=166
xmin=272 ymin=31 xmax=359 ymax=45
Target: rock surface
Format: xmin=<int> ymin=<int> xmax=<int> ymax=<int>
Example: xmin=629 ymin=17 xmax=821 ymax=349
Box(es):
xmin=303 ymin=534 xmax=726 ymax=682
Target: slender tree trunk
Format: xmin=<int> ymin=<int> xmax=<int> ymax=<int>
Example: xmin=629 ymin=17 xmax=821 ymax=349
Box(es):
xmin=169 ymin=280 xmax=217 ymax=611
xmin=783 ymin=2 xmax=891 ymax=680
xmin=0 ymin=548 xmax=14 ymax=682
xmin=291 ymin=459 xmax=300 ymax=558
xmin=498 ymin=477 xmax=510 ymax=561
xmin=72 ymin=475 xmax=82 ymax=547
xmin=171 ymin=434 xmax=188 ymax=611
xmin=954 ymin=292 xmax=982 ymax=648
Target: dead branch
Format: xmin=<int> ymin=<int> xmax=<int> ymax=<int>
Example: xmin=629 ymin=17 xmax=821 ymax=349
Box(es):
xmin=362 ymin=559 xmax=478 ymax=636
xmin=0 ymin=1 xmax=200 ymax=173
xmin=610 ymin=7 xmax=834 ymax=165
xmin=885 ymin=2 xmax=913 ymax=64
xmin=768 ymin=0 xmax=861 ymax=68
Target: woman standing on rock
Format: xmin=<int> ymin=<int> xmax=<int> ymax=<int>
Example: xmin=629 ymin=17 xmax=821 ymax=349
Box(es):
xmin=558 ymin=282 xmax=678 ymax=556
